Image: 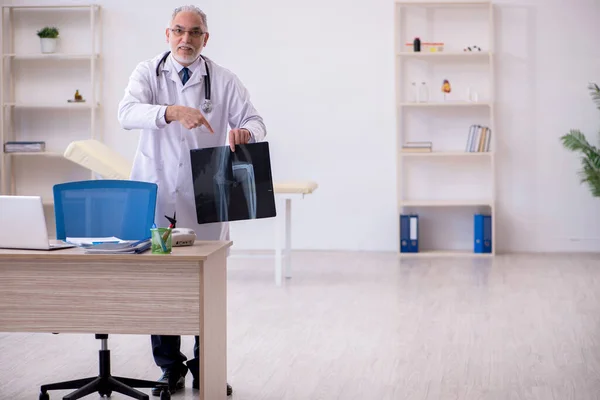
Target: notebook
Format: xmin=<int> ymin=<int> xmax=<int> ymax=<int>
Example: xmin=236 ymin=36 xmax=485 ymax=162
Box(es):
xmin=189 ymin=142 xmax=277 ymax=224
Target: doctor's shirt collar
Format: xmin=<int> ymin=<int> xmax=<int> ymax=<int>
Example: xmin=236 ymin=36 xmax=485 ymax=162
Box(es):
xmin=167 ymin=52 xmax=206 ymax=76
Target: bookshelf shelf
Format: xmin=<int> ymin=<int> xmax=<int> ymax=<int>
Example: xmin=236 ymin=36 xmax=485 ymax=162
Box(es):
xmin=1 ymin=5 xmax=95 ymax=10
xmin=395 ymin=1 xmax=490 ymax=7
xmin=400 ymin=151 xmax=493 ymax=157
xmin=395 ymin=0 xmax=496 ymax=256
xmin=397 ymin=51 xmax=492 ymax=59
xmin=3 ymin=53 xmax=99 ymax=60
xmin=3 ymin=102 xmax=100 ymax=109
xmin=399 ymin=101 xmax=491 ymax=108
xmin=399 ymin=250 xmax=494 ymax=258
xmin=4 ymin=151 xmax=63 ymax=157
xmin=401 ymin=199 xmax=493 ymax=207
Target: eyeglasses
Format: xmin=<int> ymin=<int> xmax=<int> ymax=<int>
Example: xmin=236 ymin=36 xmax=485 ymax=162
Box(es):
xmin=169 ymin=28 xmax=206 ymax=38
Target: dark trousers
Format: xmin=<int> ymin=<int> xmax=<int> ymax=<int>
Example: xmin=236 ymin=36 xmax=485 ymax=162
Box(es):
xmin=151 ymin=335 xmax=200 ymax=377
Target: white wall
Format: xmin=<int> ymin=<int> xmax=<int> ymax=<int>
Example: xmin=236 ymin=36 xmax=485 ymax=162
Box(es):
xmin=2 ymin=0 xmax=600 ymax=253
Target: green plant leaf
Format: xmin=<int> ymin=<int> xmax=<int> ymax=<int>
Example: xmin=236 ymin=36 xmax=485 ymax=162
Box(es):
xmin=36 ymin=26 xmax=59 ymax=38
xmin=579 ymin=154 xmax=600 ymax=197
xmin=589 ymin=82 xmax=600 ymax=112
xmin=561 ymin=130 xmax=593 ymax=153
xmin=561 ymin=83 xmax=600 ymax=198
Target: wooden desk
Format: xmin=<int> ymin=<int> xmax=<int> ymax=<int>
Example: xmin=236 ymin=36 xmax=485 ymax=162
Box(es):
xmin=0 ymin=240 xmax=232 ymax=400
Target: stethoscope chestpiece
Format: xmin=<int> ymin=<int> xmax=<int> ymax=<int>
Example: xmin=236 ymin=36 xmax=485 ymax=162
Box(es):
xmin=201 ymin=100 xmax=213 ymax=113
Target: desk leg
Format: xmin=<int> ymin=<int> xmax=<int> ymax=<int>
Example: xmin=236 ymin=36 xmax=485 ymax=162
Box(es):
xmin=284 ymin=198 xmax=292 ymax=279
xmin=199 ymin=249 xmax=227 ymax=400
xmin=274 ymin=197 xmax=284 ymax=286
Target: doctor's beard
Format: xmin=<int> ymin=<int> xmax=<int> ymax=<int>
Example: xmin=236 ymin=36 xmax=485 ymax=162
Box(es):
xmin=173 ymin=42 xmax=201 ymax=65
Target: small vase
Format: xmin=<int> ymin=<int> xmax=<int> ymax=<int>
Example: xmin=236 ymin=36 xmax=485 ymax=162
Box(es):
xmin=40 ymin=38 xmax=57 ymax=53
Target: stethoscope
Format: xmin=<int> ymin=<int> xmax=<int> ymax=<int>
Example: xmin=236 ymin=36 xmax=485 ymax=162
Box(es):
xmin=155 ymin=51 xmax=212 ymax=113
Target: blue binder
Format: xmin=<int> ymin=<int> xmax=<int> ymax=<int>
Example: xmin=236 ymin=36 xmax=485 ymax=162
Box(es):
xmin=474 ymin=214 xmax=492 ymax=253
xmin=400 ymin=214 xmax=419 ymax=252
xmin=400 ymin=214 xmax=411 ymax=252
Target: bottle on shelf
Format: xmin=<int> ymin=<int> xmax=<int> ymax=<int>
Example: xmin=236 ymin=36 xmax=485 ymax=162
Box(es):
xmin=410 ymin=82 xmax=418 ymax=102
xmin=413 ymin=37 xmax=421 ymax=52
xmin=419 ymin=82 xmax=429 ymax=103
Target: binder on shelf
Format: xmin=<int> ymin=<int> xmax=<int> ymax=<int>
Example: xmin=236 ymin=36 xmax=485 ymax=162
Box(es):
xmin=409 ymin=215 xmax=419 ymax=252
xmin=400 ymin=214 xmax=419 ymax=253
xmin=400 ymin=214 xmax=411 ymax=252
xmin=474 ymin=214 xmax=492 ymax=253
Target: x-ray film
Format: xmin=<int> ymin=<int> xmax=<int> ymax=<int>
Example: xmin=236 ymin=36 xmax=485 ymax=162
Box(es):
xmin=190 ymin=142 xmax=276 ymax=224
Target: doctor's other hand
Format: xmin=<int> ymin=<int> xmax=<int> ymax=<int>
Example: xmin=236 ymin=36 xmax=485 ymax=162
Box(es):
xmin=229 ymin=128 xmax=251 ymax=152
xmin=165 ymin=105 xmax=214 ymax=133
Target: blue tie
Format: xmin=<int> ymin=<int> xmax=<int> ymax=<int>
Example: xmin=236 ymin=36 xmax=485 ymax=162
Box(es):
xmin=181 ymin=67 xmax=190 ymax=85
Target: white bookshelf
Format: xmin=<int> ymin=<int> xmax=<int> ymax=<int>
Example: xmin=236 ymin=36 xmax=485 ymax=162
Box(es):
xmin=0 ymin=4 xmax=102 ymax=204
xmin=395 ymin=0 xmax=496 ymax=256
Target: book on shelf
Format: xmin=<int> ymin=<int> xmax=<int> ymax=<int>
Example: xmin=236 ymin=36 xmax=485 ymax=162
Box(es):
xmin=4 ymin=141 xmax=46 ymax=153
xmin=465 ymin=125 xmax=491 ymax=152
xmin=402 ymin=141 xmax=432 ymax=153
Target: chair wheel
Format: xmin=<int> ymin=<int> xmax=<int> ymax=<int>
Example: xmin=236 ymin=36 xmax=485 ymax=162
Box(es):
xmin=39 ymin=392 xmax=50 ymax=400
xmin=160 ymin=389 xmax=171 ymax=400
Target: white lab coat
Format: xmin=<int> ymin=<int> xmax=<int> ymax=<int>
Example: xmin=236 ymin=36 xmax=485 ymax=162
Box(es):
xmin=117 ymin=51 xmax=266 ymax=241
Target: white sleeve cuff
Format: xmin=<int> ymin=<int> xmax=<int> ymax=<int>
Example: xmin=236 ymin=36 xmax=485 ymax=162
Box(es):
xmin=156 ymin=105 xmax=168 ymax=128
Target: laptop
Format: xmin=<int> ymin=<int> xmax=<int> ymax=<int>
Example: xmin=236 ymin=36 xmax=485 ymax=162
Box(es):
xmin=190 ymin=142 xmax=277 ymax=224
xmin=0 ymin=195 xmax=75 ymax=250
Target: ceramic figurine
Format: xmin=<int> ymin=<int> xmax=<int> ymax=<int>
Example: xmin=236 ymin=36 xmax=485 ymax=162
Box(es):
xmin=442 ymin=79 xmax=451 ymax=100
xmin=68 ymin=89 xmax=85 ymax=103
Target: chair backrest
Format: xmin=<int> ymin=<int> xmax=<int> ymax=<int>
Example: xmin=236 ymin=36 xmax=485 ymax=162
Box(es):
xmin=53 ymin=180 xmax=157 ymax=241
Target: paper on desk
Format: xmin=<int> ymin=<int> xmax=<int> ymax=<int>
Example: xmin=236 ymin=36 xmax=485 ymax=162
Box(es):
xmin=66 ymin=236 xmax=125 ymax=247
xmin=83 ymin=239 xmax=151 ymax=254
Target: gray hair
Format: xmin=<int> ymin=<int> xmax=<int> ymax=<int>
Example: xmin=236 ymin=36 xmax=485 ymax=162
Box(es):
xmin=168 ymin=5 xmax=208 ymax=31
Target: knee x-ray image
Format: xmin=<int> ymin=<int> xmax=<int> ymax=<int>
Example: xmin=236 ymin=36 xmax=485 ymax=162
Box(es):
xmin=190 ymin=142 xmax=276 ymax=224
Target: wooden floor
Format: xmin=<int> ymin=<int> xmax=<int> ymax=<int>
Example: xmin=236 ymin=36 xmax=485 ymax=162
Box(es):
xmin=2 ymin=251 xmax=600 ymax=400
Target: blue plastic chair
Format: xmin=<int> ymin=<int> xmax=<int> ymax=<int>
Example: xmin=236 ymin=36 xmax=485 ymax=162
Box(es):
xmin=54 ymin=179 xmax=157 ymax=241
xmin=39 ymin=180 xmax=172 ymax=400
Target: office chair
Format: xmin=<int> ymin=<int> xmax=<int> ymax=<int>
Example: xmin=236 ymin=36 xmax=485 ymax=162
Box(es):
xmin=39 ymin=180 xmax=171 ymax=400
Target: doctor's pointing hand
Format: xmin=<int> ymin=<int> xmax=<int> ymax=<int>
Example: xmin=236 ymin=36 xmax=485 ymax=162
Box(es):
xmin=164 ymin=104 xmax=214 ymax=133
xmin=117 ymin=4 xmax=267 ymax=397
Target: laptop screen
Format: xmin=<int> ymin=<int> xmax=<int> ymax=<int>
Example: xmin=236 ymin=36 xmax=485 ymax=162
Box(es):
xmin=190 ymin=142 xmax=276 ymax=224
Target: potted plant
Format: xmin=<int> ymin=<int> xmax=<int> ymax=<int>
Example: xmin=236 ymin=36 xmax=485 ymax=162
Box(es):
xmin=36 ymin=26 xmax=59 ymax=53
xmin=560 ymin=82 xmax=600 ymax=197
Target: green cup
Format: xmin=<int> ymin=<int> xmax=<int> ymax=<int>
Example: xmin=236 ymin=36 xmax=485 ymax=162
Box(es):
xmin=151 ymin=228 xmax=172 ymax=254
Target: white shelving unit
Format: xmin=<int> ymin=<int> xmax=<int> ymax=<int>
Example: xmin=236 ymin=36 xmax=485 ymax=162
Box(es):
xmin=394 ymin=0 xmax=496 ymax=256
xmin=0 ymin=4 xmax=102 ymax=204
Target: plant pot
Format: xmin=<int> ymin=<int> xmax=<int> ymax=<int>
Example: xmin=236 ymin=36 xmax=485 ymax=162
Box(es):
xmin=40 ymin=38 xmax=57 ymax=53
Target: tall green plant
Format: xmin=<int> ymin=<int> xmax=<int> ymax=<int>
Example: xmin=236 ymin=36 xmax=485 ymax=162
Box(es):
xmin=560 ymin=82 xmax=600 ymax=198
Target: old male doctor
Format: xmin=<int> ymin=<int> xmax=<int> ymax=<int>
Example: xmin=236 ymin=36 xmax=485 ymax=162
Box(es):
xmin=117 ymin=5 xmax=266 ymax=397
